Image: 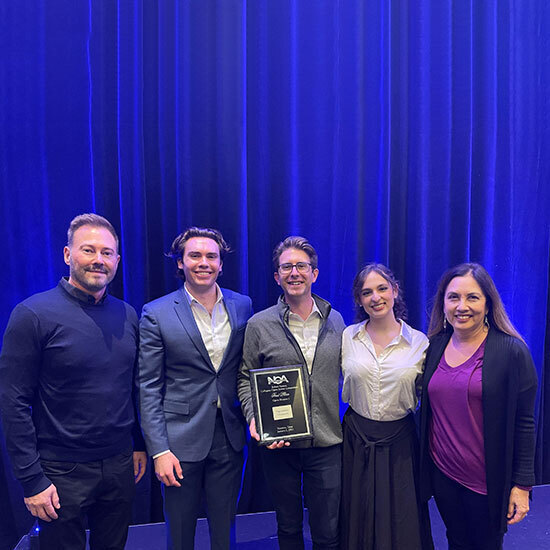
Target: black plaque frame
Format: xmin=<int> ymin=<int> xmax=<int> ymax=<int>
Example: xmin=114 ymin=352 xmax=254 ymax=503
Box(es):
xmin=249 ymin=364 xmax=313 ymax=445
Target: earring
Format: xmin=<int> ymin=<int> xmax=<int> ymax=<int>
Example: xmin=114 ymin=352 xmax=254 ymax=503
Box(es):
xmin=443 ymin=317 xmax=447 ymax=330
xmin=484 ymin=314 xmax=489 ymax=328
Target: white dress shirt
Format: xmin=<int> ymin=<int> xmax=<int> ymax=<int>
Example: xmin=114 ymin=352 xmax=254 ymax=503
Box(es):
xmin=341 ymin=320 xmax=428 ymax=421
xmin=184 ymin=283 xmax=231 ymax=372
xmin=286 ymin=299 xmax=322 ymax=374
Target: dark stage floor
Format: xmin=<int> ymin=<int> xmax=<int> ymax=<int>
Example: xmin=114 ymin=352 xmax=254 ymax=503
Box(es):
xmin=16 ymin=485 xmax=550 ymax=549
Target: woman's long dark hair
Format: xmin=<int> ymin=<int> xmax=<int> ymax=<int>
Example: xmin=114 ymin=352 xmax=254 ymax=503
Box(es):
xmin=427 ymin=262 xmax=523 ymax=341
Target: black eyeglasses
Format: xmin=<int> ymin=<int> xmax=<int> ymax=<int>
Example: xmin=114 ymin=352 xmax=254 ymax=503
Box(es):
xmin=278 ymin=262 xmax=313 ymax=274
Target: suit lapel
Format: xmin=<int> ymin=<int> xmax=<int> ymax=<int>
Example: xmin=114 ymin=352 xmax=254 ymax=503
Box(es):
xmin=218 ymin=293 xmax=237 ymax=372
xmin=173 ymin=289 xmax=214 ymax=370
xmin=225 ymin=295 xmax=237 ymax=331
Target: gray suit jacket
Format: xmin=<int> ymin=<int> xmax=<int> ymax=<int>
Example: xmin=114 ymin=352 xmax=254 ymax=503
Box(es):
xmin=138 ymin=287 xmax=253 ymax=461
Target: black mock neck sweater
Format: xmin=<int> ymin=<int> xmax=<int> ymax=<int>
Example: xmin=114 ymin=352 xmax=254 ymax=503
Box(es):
xmin=0 ymin=279 xmax=141 ymax=497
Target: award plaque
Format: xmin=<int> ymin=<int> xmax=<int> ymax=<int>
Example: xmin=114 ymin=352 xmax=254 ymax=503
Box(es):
xmin=249 ymin=364 xmax=313 ymax=445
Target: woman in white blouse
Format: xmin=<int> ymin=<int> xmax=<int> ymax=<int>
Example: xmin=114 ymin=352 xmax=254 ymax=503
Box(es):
xmin=340 ymin=264 xmax=433 ymax=550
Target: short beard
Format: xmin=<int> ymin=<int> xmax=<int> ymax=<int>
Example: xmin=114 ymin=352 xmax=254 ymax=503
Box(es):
xmin=70 ymin=263 xmax=113 ymax=293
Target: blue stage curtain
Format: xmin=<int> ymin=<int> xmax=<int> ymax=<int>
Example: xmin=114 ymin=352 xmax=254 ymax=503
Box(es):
xmin=1 ymin=0 xmax=549 ymax=544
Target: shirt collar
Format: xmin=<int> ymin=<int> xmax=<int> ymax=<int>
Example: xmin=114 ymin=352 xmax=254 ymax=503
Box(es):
xmin=350 ymin=321 xmax=365 ymax=340
xmin=59 ymin=277 xmax=108 ymax=305
xmin=183 ymin=283 xmax=223 ymax=306
xmin=399 ymin=320 xmax=413 ymax=345
xmin=310 ymin=298 xmax=323 ymax=318
xmin=353 ymin=319 xmax=412 ymax=346
xmin=287 ymin=297 xmax=323 ymax=321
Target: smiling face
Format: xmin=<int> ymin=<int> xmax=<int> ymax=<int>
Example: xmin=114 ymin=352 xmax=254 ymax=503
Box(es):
xmin=63 ymin=225 xmax=120 ymax=299
xmin=443 ymin=274 xmax=488 ymax=336
xmin=274 ymin=247 xmax=318 ymax=301
xmin=177 ymin=236 xmax=222 ymax=294
xmin=359 ymin=270 xmax=397 ymax=321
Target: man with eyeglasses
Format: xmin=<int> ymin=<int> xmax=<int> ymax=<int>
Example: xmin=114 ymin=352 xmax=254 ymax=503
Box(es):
xmin=238 ymin=236 xmax=345 ymax=550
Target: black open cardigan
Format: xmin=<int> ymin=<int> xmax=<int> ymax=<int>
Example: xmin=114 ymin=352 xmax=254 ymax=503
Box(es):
xmin=419 ymin=328 xmax=538 ymax=533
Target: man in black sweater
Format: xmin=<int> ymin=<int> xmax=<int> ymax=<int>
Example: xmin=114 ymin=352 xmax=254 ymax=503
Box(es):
xmin=0 ymin=213 xmax=146 ymax=550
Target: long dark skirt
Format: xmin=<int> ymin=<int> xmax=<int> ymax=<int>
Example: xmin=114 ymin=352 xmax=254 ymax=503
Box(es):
xmin=340 ymin=408 xmax=433 ymax=550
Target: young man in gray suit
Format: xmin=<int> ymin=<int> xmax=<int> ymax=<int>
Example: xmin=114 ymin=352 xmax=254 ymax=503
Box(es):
xmin=138 ymin=227 xmax=253 ymax=550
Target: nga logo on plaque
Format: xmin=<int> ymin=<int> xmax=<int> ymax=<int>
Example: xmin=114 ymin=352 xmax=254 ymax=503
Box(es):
xmin=267 ymin=375 xmax=289 ymax=385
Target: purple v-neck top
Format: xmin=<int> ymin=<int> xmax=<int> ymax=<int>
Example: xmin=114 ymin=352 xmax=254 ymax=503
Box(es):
xmin=428 ymin=339 xmax=487 ymax=495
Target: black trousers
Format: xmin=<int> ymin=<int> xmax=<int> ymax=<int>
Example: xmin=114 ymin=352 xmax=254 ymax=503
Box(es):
xmin=38 ymin=450 xmax=135 ymax=550
xmin=260 ymin=444 xmax=341 ymax=550
xmin=431 ymin=464 xmax=504 ymax=550
xmin=163 ymin=412 xmax=244 ymax=550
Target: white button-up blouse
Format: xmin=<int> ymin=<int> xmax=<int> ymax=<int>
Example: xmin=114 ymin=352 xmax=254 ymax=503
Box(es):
xmin=341 ymin=320 xmax=428 ymax=421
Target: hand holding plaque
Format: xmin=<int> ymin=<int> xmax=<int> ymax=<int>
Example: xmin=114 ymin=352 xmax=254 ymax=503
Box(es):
xmin=249 ymin=365 xmax=313 ymax=445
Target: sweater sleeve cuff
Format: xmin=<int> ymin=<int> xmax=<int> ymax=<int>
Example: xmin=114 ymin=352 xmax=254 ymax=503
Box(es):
xmin=22 ymin=473 xmax=53 ymax=499
xmin=514 ymin=485 xmax=533 ymax=492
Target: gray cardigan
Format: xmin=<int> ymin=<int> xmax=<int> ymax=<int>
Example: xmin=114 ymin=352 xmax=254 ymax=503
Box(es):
xmin=238 ymin=294 xmax=345 ymax=448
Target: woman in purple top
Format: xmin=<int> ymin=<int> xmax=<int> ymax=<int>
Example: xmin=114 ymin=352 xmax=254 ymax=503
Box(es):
xmin=419 ymin=263 xmax=538 ymax=550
